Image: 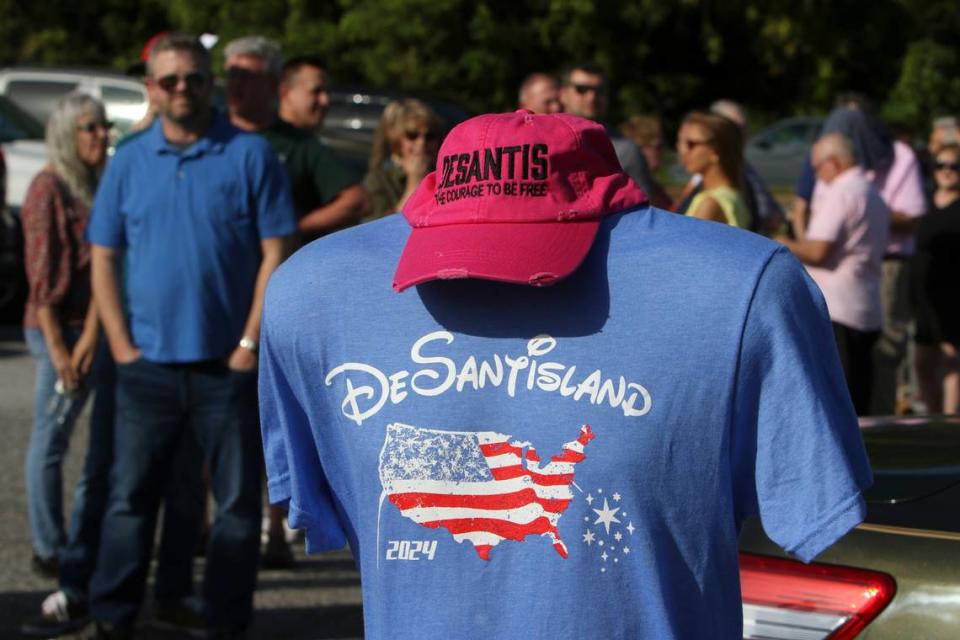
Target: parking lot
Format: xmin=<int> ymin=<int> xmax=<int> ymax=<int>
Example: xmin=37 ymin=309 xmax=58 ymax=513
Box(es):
xmin=0 ymin=327 xmax=364 ymax=639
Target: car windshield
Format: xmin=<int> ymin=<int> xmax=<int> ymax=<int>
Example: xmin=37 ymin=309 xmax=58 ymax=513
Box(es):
xmin=0 ymin=95 xmax=45 ymax=142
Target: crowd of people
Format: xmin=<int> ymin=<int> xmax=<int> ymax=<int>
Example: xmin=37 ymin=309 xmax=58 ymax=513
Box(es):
xmin=15 ymin=30 xmax=960 ymax=639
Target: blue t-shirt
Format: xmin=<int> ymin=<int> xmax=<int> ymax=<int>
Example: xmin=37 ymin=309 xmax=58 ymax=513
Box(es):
xmin=88 ymin=112 xmax=297 ymax=362
xmin=259 ymin=208 xmax=872 ymax=640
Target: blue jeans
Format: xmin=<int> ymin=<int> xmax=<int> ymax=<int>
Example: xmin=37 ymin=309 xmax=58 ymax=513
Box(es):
xmin=89 ymin=358 xmax=261 ymax=633
xmin=57 ymin=354 xmax=205 ymax=606
xmin=25 ymin=327 xmax=105 ymax=561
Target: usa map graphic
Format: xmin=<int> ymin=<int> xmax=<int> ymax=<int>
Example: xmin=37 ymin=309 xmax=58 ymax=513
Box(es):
xmin=379 ymin=422 xmax=595 ymax=560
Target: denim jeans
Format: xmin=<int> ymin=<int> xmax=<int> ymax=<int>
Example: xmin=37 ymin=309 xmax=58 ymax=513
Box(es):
xmin=57 ymin=354 xmax=205 ymax=606
xmin=25 ymin=327 xmax=104 ymax=560
xmin=89 ymin=358 xmax=261 ymax=633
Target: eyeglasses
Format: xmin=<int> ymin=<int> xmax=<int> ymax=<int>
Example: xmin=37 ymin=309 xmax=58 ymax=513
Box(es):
xmin=934 ymin=160 xmax=960 ymax=172
xmin=677 ymin=138 xmax=710 ymax=152
xmin=571 ymin=83 xmax=605 ymax=96
xmin=154 ymin=72 xmax=207 ymax=92
xmin=76 ymin=121 xmax=113 ymax=133
xmin=404 ymin=129 xmax=437 ymax=142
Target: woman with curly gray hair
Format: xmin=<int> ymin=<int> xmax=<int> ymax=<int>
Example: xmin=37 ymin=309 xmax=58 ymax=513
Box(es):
xmin=21 ymin=91 xmax=110 ymax=578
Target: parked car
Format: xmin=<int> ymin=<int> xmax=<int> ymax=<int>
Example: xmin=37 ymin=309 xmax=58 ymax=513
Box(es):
xmin=0 ymin=143 xmax=26 ymax=322
xmin=0 ymin=66 xmax=149 ymax=138
xmin=320 ymin=86 xmax=472 ymax=180
xmin=744 ymin=116 xmax=823 ymax=188
xmin=739 ymin=415 xmax=960 ymax=638
xmin=0 ymin=94 xmax=46 ymax=212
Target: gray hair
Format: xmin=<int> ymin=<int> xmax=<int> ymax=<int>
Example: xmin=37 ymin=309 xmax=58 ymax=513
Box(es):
xmin=147 ymin=33 xmax=211 ymax=78
xmin=224 ymin=36 xmax=282 ymax=79
xmin=46 ymin=91 xmax=106 ymax=207
xmin=814 ymin=132 xmax=856 ymax=166
xmin=710 ymin=99 xmax=747 ymax=129
xmin=933 ymin=116 xmax=959 ymax=141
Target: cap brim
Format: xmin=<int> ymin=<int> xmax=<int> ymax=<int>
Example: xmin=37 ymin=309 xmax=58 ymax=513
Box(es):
xmin=393 ymin=219 xmax=601 ymax=292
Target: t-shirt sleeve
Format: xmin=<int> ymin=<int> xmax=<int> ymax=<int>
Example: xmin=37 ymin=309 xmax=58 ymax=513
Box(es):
xmin=259 ymin=272 xmax=347 ymax=553
xmin=804 ymin=184 xmax=847 ymax=243
xmin=311 ymin=141 xmax=357 ymax=207
xmin=731 ymin=247 xmax=872 ymax=563
xmin=884 ymin=145 xmax=927 ymax=217
xmin=87 ymin=157 xmax=127 ymax=248
xmin=250 ymin=141 xmax=298 ymax=239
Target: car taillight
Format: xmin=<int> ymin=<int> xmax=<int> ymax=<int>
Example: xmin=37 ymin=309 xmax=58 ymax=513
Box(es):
xmin=740 ymin=552 xmax=896 ymax=639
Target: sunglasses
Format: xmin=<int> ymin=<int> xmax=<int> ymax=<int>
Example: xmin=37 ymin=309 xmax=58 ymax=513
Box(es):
xmin=404 ymin=129 xmax=437 ymax=142
xmin=76 ymin=121 xmax=113 ymax=133
xmin=935 ymin=160 xmax=960 ymax=171
xmin=677 ymin=138 xmax=710 ymax=152
xmin=154 ymin=72 xmax=207 ymax=92
xmin=572 ymin=83 xmax=605 ymax=95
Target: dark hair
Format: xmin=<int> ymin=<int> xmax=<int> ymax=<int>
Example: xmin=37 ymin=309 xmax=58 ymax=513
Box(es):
xmin=281 ymin=55 xmax=327 ymax=85
xmin=146 ymin=33 xmax=210 ymax=77
xmin=560 ymin=61 xmax=606 ymax=86
xmin=683 ymin=111 xmax=744 ymax=187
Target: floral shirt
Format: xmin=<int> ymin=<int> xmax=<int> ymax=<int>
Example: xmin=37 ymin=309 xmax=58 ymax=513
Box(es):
xmin=21 ymin=169 xmax=92 ymax=329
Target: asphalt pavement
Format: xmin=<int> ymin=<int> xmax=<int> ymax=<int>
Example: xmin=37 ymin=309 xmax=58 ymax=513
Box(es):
xmin=0 ymin=327 xmax=364 ymax=639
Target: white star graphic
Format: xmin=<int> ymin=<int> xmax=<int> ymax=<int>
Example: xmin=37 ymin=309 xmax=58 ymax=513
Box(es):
xmin=592 ymin=498 xmax=622 ymax=535
xmin=598 ymin=488 xmax=603 ymax=493
xmin=585 ymin=493 xmax=594 ymax=505
xmin=584 ymin=516 xmax=589 ymax=521
xmin=598 ymin=540 xmax=604 ymax=547
xmin=583 ymin=530 xmax=596 ymax=546
xmin=613 ymin=492 xmax=621 ymax=501
xmin=614 ymin=558 xmax=619 ymax=563
xmin=614 ymin=531 xmax=623 ymax=541
xmin=626 ymin=521 xmax=636 ymax=535
xmin=623 ymin=546 xmax=630 ymax=554
xmin=601 ymin=567 xmax=606 ymax=573
xmin=601 ymin=551 xmax=608 ymax=561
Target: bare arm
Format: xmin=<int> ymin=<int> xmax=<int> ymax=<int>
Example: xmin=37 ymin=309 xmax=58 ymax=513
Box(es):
xmin=91 ymin=244 xmax=140 ymax=364
xmin=298 ymin=184 xmax=371 ymax=236
xmin=36 ymin=304 xmax=79 ymax=390
xmin=226 ymin=235 xmax=292 ymax=371
xmin=688 ymin=195 xmax=728 ymax=224
xmin=787 ymin=196 xmax=810 ymax=239
xmin=776 ymin=236 xmax=833 ymax=266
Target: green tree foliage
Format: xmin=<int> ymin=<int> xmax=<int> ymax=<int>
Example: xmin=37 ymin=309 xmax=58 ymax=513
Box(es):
xmin=0 ymin=0 xmax=956 ymax=131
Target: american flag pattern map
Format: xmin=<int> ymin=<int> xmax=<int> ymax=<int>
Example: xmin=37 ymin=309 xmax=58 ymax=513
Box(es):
xmin=378 ymin=422 xmax=595 ymax=560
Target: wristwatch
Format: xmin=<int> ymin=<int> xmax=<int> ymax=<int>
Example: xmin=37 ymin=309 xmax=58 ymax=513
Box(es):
xmin=238 ymin=336 xmax=259 ymax=354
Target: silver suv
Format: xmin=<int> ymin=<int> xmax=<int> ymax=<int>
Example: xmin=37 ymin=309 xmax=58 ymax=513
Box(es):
xmin=0 ymin=66 xmax=149 ymax=136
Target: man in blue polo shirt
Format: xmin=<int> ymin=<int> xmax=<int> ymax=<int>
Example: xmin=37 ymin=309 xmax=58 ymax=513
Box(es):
xmin=80 ymin=33 xmax=296 ymax=639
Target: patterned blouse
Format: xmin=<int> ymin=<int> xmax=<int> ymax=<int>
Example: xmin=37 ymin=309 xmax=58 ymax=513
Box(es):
xmin=21 ymin=169 xmax=92 ymax=329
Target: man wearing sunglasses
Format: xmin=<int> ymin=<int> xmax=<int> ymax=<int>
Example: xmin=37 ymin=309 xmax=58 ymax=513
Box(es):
xmin=558 ymin=62 xmax=655 ymax=197
xmin=80 ymin=33 xmax=297 ymax=639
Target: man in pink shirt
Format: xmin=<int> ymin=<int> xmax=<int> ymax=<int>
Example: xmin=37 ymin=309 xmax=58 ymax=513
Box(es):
xmin=778 ymin=133 xmax=890 ymax=414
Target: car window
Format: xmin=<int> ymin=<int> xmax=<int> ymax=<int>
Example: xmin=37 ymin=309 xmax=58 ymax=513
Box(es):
xmin=100 ymin=84 xmax=145 ymax=106
xmin=100 ymin=84 xmax=148 ymax=136
xmin=0 ymin=96 xmax=45 ymax=142
xmin=4 ymin=79 xmax=78 ymax=124
xmin=758 ymin=123 xmax=813 ymax=149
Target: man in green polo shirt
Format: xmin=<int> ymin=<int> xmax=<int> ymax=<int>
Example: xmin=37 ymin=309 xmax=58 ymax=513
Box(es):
xmin=225 ymin=38 xmax=370 ymax=244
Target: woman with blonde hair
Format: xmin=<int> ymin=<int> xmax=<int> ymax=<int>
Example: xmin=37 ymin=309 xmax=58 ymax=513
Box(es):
xmin=677 ymin=111 xmax=751 ymax=229
xmin=364 ymin=99 xmax=442 ymax=219
xmin=21 ymin=92 xmax=110 ymax=577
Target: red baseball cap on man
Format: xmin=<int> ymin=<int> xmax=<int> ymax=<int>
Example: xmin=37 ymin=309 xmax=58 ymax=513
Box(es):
xmin=393 ymin=110 xmax=648 ymax=292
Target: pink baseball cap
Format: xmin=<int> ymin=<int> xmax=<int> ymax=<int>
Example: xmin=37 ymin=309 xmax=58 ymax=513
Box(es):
xmin=392 ymin=110 xmax=648 ymax=292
